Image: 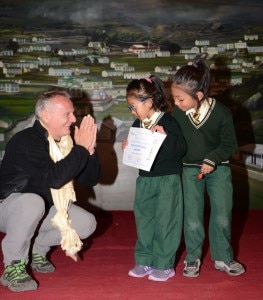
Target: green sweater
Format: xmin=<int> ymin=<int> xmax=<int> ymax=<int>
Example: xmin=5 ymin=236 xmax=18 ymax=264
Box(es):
xmin=172 ymin=98 xmax=238 ymax=167
xmin=132 ymin=112 xmax=186 ymax=177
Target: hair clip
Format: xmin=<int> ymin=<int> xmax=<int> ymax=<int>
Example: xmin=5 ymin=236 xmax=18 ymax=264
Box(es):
xmin=145 ymin=77 xmax=152 ymax=83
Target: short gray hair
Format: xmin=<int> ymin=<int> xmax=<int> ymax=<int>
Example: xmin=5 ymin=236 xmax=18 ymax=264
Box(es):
xmin=35 ymin=90 xmax=71 ymax=120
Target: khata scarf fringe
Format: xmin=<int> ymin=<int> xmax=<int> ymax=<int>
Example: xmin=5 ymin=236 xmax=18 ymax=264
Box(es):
xmin=48 ymin=134 xmax=82 ymax=261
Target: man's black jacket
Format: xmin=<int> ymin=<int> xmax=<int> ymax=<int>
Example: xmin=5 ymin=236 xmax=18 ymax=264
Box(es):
xmin=0 ymin=120 xmax=100 ymax=207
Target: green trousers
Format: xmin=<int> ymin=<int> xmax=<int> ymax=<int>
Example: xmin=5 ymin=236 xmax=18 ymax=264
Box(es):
xmin=182 ymin=166 xmax=234 ymax=262
xmin=133 ymin=174 xmax=183 ymax=270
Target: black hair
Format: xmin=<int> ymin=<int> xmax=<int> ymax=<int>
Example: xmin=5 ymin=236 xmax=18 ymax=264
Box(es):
xmin=126 ymin=75 xmax=169 ymax=111
xmin=172 ymin=55 xmax=211 ymax=101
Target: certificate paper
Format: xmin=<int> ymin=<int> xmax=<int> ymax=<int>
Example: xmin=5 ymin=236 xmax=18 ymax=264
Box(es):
xmin=123 ymin=127 xmax=166 ymax=171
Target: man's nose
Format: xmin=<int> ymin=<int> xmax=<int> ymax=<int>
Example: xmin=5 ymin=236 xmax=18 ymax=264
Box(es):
xmin=71 ymin=114 xmax=77 ymax=123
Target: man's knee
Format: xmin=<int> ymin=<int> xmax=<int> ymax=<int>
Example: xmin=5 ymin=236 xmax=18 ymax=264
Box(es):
xmin=79 ymin=213 xmax=97 ymax=239
xmin=17 ymin=193 xmax=45 ymax=220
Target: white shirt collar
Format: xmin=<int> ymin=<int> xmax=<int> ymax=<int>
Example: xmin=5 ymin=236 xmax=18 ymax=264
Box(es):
xmin=185 ymin=108 xmax=196 ymax=115
xmin=142 ymin=111 xmax=162 ymax=129
xmin=185 ymin=98 xmax=212 ymax=119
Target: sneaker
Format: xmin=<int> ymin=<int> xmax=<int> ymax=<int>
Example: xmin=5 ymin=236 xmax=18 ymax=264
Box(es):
xmin=31 ymin=252 xmax=55 ymax=273
xmin=183 ymin=259 xmax=201 ymax=277
xmin=148 ymin=268 xmax=175 ymax=282
xmin=0 ymin=259 xmax=38 ymax=292
xmin=215 ymin=260 xmax=245 ymax=276
xmin=128 ymin=265 xmax=153 ymax=278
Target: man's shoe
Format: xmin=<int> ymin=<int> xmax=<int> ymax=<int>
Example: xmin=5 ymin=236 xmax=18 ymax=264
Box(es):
xmin=183 ymin=259 xmax=201 ymax=277
xmin=0 ymin=259 xmax=38 ymax=292
xmin=128 ymin=265 xmax=153 ymax=278
xmin=215 ymin=260 xmax=245 ymax=276
xmin=148 ymin=268 xmax=175 ymax=282
xmin=31 ymin=252 xmax=55 ymax=273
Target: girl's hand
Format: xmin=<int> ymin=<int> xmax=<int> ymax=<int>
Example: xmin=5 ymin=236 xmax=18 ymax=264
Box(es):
xmin=200 ymin=163 xmax=214 ymax=175
xmin=150 ymin=125 xmax=167 ymax=135
xmin=122 ymin=139 xmax=128 ymax=151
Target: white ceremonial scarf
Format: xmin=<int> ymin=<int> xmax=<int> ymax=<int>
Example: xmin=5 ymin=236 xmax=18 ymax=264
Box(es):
xmin=48 ymin=134 xmax=82 ymax=261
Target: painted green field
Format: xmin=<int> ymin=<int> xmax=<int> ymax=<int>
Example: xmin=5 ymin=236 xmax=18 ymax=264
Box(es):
xmin=0 ymin=96 xmax=36 ymax=121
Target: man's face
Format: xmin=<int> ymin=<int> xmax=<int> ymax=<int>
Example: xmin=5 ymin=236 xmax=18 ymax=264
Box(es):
xmin=42 ymin=96 xmax=76 ymax=140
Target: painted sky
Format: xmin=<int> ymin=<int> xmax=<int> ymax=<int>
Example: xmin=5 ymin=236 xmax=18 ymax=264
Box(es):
xmin=1 ymin=0 xmax=263 ymax=26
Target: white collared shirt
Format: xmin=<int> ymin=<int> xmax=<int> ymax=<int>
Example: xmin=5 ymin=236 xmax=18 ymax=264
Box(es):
xmin=185 ymin=98 xmax=212 ymax=123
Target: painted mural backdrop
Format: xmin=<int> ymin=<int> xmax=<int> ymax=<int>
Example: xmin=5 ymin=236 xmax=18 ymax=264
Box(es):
xmin=0 ymin=0 xmax=262 ymax=208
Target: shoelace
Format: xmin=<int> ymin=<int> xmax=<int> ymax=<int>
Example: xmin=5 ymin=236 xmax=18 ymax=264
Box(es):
xmin=143 ymin=266 xmax=153 ymax=271
xmin=225 ymin=260 xmax=237 ymax=267
xmin=6 ymin=261 xmax=29 ymax=281
xmin=32 ymin=253 xmax=49 ymax=265
xmin=186 ymin=261 xmax=198 ymax=269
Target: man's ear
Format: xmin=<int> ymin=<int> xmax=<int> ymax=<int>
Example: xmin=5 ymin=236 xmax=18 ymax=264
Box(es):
xmin=40 ymin=109 xmax=50 ymax=123
xmin=196 ymin=91 xmax=204 ymax=101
